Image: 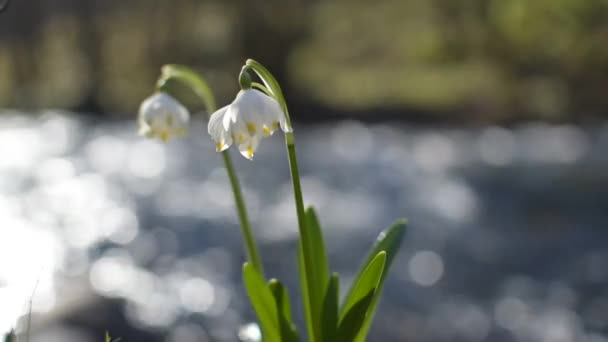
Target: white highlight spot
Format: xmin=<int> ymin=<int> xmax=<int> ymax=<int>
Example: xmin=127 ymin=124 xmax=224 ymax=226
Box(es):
xmin=408 ymin=250 xmax=444 ymax=287
xmin=179 ymin=278 xmax=215 ymax=313
xmin=238 ymin=323 xmax=262 ymax=342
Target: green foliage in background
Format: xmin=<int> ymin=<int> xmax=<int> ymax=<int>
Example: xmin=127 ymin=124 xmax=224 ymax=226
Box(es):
xmin=290 ymin=0 xmax=608 ymax=120
xmin=1 ymin=0 xmax=607 ymax=120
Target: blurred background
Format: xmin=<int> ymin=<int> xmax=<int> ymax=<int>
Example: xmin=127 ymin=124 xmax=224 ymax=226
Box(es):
xmin=1 ymin=0 xmax=608 ymax=341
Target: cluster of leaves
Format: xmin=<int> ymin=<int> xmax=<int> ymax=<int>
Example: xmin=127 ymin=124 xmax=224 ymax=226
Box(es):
xmin=243 ymin=206 xmax=406 ymax=342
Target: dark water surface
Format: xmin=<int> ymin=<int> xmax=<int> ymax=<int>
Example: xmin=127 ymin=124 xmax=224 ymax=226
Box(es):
xmin=1 ymin=112 xmax=607 ymax=342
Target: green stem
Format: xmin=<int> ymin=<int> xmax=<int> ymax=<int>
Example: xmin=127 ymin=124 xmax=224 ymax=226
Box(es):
xmin=284 ymin=135 xmax=307 ymax=242
xmin=221 ymin=150 xmax=264 ymax=275
xmin=244 ymin=59 xmax=318 ymax=341
xmin=285 ymin=133 xmax=317 ymax=341
xmin=158 ymin=64 xmax=264 ymax=275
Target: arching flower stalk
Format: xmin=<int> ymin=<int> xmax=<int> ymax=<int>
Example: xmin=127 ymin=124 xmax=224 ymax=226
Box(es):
xmin=137 ymin=65 xmax=264 ymax=276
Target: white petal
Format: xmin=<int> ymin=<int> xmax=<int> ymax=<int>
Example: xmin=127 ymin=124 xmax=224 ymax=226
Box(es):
xmin=208 ymin=105 xmax=234 ymax=151
xmin=216 ymin=130 xmax=233 ymax=152
xmin=237 ymin=135 xmax=261 ymax=160
xmin=233 ymin=90 xmax=264 ymax=124
xmin=223 ymin=104 xmax=239 ymax=131
xmin=252 ymin=89 xmax=289 ymax=132
xmin=229 ymin=118 xmax=250 ymax=143
xmin=208 ymin=105 xmax=229 ymax=138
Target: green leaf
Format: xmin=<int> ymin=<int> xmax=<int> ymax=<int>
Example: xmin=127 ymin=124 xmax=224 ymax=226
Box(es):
xmin=269 ymin=279 xmax=300 ymax=342
xmin=242 ymin=263 xmax=280 ymax=342
xmin=321 ymin=273 xmax=339 ymax=342
xmin=269 ymin=279 xmax=293 ymax=322
xmin=350 ymin=219 xmax=407 ymax=342
xmin=305 ymin=207 xmax=330 ymax=309
xmin=302 ymin=207 xmax=331 ymax=342
xmin=336 ymin=290 xmax=376 ymax=342
xmin=340 ymin=251 xmax=386 ymax=321
xmin=298 ymin=242 xmax=314 ymax=342
xmin=294 ymin=207 xmax=331 ymax=342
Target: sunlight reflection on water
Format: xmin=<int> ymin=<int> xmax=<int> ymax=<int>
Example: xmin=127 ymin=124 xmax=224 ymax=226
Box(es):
xmin=0 ymin=112 xmax=607 ymax=341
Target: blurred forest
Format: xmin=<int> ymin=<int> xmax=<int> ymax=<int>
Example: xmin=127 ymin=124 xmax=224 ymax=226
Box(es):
xmin=0 ymin=0 xmax=607 ymax=122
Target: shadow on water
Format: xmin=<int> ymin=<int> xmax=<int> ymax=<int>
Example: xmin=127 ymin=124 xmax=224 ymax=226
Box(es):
xmin=1 ymin=112 xmax=608 ymax=341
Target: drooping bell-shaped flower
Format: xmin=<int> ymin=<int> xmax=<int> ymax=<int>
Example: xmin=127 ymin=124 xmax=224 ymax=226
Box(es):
xmin=208 ymin=89 xmax=290 ymax=160
xmin=138 ymin=93 xmax=190 ymax=142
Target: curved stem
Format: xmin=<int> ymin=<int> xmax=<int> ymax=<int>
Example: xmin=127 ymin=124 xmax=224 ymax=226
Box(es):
xmin=245 ymin=59 xmax=318 ymax=340
xmin=158 ymin=65 xmax=217 ymax=111
xmin=245 ymin=59 xmax=293 ymax=130
xmin=158 ymin=64 xmax=264 ymax=276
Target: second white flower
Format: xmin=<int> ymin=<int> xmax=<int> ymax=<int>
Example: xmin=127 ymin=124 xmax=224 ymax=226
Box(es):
xmin=208 ymin=89 xmax=290 ymax=160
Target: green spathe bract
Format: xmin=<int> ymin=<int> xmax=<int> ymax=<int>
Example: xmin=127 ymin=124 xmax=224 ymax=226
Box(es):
xmin=141 ymin=60 xmax=407 ymax=342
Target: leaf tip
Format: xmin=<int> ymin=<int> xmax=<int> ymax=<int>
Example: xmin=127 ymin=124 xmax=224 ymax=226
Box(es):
xmin=395 ymin=218 xmax=408 ymax=226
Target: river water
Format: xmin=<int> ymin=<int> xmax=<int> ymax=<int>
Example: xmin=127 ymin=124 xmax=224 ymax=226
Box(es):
xmin=1 ymin=112 xmax=607 ymax=342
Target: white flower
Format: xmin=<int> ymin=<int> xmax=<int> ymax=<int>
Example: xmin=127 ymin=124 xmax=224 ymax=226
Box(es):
xmin=208 ymin=89 xmax=290 ymax=160
xmin=138 ymin=93 xmax=190 ymax=143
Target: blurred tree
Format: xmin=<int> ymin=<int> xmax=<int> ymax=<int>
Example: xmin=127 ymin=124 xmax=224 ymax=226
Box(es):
xmin=0 ymin=0 xmax=606 ymax=121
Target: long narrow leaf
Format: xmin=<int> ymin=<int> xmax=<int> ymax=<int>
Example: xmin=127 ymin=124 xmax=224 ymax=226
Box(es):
xmin=321 ymin=273 xmax=339 ymax=342
xmin=298 ymin=242 xmax=315 ymax=342
xmin=294 ymin=207 xmax=331 ymax=342
xmin=340 ymin=251 xmax=386 ymax=321
xmin=337 ymin=290 xmax=376 ymax=342
xmin=349 ymin=219 xmax=407 ymax=341
xmin=242 ymin=263 xmax=280 ymax=342
xmin=269 ymin=279 xmax=300 ymax=342
xmin=305 ymin=207 xmax=330 ymax=316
